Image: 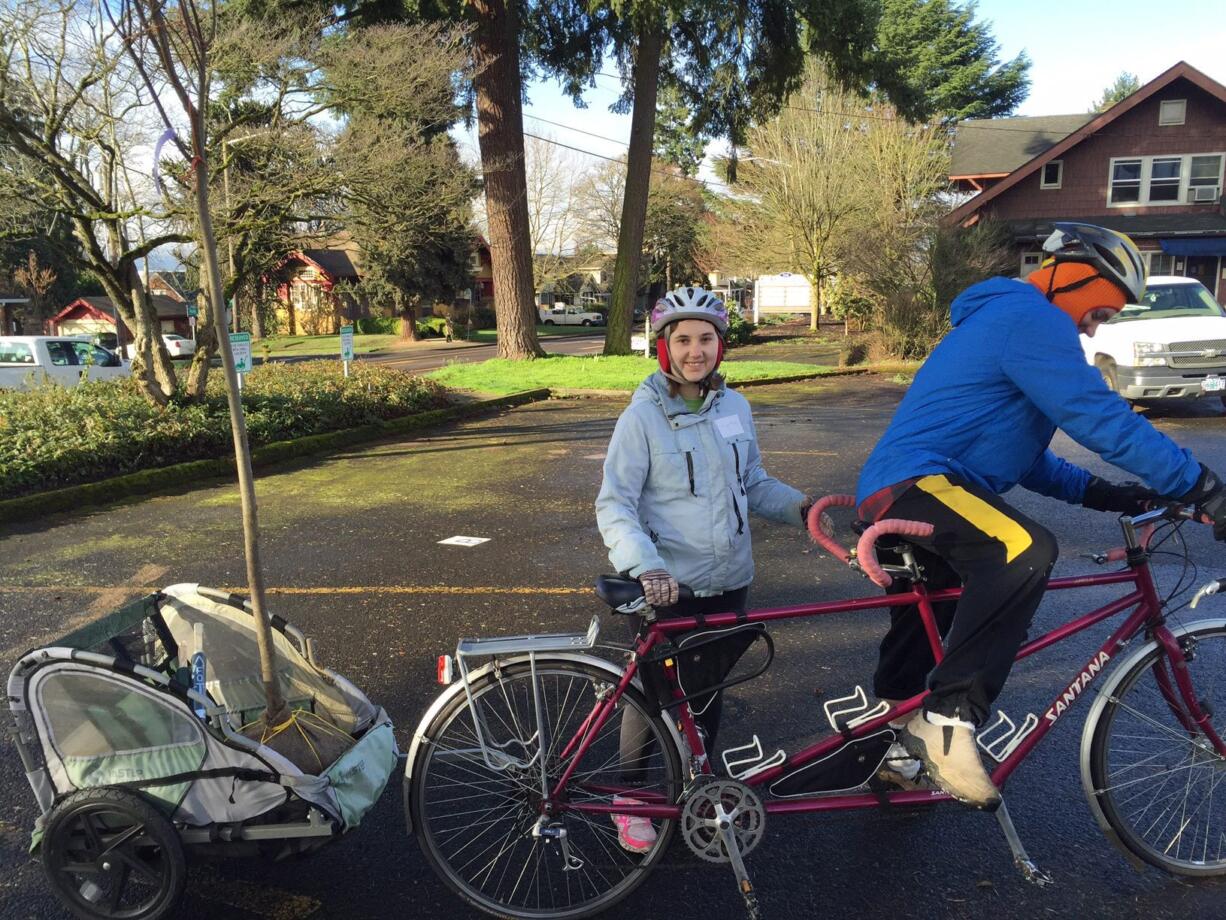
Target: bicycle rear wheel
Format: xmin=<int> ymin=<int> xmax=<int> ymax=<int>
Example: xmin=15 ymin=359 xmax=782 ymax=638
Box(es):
xmin=411 ymin=659 xmax=683 ymax=918
xmin=1086 ymin=624 xmax=1226 ymax=875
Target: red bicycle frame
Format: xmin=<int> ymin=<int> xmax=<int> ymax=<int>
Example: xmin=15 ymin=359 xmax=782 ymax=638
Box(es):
xmin=554 ymin=545 xmax=1226 ymax=821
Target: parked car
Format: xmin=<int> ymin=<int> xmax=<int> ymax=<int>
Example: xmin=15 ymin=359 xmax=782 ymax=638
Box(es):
xmin=1081 ymin=276 xmax=1226 ymax=404
xmin=538 ymin=303 xmax=605 ymax=326
xmin=0 ymin=336 xmax=129 ymax=390
xmin=163 ymin=332 xmax=196 ymax=357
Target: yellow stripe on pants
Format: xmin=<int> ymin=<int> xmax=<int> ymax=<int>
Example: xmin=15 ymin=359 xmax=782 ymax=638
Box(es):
xmin=915 ymin=474 xmax=1033 ymax=563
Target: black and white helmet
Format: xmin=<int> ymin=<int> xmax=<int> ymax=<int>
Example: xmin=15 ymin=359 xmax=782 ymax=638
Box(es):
xmin=650 ymin=287 xmax=729 ymax=336
xmin=1041 ymin=222 xmax=1147 ymax=303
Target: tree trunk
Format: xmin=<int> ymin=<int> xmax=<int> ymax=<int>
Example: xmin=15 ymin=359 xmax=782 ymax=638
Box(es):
xmin=185 ymin=272 xmax=219 ymax=398
xmin=191 ymin=148 xmax=288 ymax=726
xmin=250 ymin=288 xmax=265 ymax=341
xmin=130 ymin=263 xmax=178 ymax=395
xmin=469 ymin=0 xmax=544 ymax=360
xmin=604 ymin=21 xmax=663 ymax=356
xmin=396 ymin=291 xmax=420 ymax=341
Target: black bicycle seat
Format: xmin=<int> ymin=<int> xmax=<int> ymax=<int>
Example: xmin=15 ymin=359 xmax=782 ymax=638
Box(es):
xmin=594 ymin=575 xmax=644 ymax=611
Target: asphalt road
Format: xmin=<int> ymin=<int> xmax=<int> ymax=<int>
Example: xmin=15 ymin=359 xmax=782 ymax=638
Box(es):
xmin=3 ymin=378 xmax=1226 ymax=920
xmin=357 ymin=332 xmax=607 ymax=375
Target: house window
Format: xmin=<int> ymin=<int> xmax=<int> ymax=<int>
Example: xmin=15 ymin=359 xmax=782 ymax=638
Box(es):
xmin=1020 ymin=251 xmax=1043 ymax=279
xmin=1110 ymin=159 xmax=1142 ymax=203
xmin=1158 ymin=99 xmax=1186 ymax=126
xmin=1040 ymin=160 xmax=1063 ymax=189
xmin=1148 ymin=252 xmax=1175 ymax=276
xmin=1108 ymin=153 xmax=1226 ymax=206
xmin=1189 ymin=154 xmax=1223 ymax=202
xmin=1148 ymin=157 xmax=1182 ymax=202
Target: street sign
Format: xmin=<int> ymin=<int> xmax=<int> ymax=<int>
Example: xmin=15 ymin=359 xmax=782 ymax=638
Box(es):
xmin=187 ymin=304 xmax=198 ymax=318
xmin=340 ymin=325 xmax=354 ymax=362
xmin=188 ymin=315 xmax=197 ymax=329
xmin=230 ymin=332 xmax=252 ymax=374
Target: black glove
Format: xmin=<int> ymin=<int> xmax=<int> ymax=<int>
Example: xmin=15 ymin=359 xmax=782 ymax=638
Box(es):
xmin=1180 ymin=464 xmax=1226 ymax=541
xmin=1082 ymin=476 xmax=1161 ymax=516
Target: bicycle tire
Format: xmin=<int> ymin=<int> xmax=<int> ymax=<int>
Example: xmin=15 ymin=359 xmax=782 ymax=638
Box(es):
xmin=1086 ymin=624 xmax=1226 ymax=875
xmin=411 ymin=659 xmax=683 ymax=919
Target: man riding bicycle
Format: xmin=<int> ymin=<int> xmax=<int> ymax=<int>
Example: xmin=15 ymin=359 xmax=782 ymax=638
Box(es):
xmin=855 ymin=222 xmax=1226 ymax=809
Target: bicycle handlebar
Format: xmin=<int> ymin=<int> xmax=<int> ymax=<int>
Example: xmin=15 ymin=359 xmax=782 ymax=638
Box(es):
xmin=806 ymin=495 xmax=934 ymax=589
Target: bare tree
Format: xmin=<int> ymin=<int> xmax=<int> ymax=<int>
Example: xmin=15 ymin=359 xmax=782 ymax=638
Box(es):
xmin=522 ymin=134 xmax=585 ymax=294
xmin=0 ymin=0 xmax=185 ymax=402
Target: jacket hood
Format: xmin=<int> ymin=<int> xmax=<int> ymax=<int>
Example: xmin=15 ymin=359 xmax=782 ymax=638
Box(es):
xmin=950 ymin=277 xmax=1037 ymax=326
xmin=633 ymin=371 xmax=721 ymax=423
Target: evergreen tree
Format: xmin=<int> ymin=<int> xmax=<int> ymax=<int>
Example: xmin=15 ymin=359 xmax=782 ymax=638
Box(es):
xmin=1091 ymin=72 xmax=1140 ymax=113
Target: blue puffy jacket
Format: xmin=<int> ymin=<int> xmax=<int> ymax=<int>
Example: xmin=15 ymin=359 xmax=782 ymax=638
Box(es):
xmin=856 ymin=277 xmax=1201 ymax=508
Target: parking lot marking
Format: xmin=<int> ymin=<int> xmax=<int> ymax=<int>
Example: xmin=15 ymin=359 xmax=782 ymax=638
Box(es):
xmin=0 ymin=584 xmax=591 ymax=595
xmin=438 ymin=535 xmax=491 ymax=546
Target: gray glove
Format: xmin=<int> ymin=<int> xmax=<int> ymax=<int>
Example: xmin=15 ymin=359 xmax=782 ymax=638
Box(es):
xmin=639 ymin=569 xmax=679 ymax=608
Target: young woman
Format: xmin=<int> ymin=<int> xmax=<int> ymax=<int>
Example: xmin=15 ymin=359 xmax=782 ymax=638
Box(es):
xmin=596 ymin=286 xmax=811 ymax=852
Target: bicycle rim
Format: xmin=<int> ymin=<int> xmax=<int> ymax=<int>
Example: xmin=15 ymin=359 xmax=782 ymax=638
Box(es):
xmin=412 ymin=660 xmax=682 ymax=918
xmin=1089 ymin=625 xmax=1226 ymax=875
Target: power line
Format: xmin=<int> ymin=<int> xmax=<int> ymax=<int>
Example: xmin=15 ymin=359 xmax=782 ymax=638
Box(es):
xmin=520 ymin=128 xmax=732 ymax=193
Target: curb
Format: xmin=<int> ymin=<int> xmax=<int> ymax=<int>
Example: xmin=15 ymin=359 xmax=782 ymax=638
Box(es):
xmin=0 ymin=389 xmax=550 ymax=525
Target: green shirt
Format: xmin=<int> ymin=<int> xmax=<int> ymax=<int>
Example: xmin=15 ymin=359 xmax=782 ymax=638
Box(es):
xmin=683 ymin=396 xmax=705 ymax=413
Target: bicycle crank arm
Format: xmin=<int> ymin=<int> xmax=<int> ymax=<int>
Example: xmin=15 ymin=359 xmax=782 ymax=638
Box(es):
xmin=994 ymin=801 xmax=1053 ymax=887
xmin=714 ymin=804 xmax=763 ymax=920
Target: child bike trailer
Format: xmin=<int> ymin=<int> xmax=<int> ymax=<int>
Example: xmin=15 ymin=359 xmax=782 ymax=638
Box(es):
xmin=6 ymin=584 xmax=399 ymax=920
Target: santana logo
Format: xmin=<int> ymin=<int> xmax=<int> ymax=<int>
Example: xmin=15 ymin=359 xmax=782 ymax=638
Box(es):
xmin=1045 ymin=651 xmax=1111 ymax=723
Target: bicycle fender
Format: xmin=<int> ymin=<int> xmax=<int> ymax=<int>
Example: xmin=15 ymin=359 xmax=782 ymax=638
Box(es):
xmin=401 ymin=652 xmax=682 ymax=836
xmin=1077 ymin=617 xmax=1226 ymax=872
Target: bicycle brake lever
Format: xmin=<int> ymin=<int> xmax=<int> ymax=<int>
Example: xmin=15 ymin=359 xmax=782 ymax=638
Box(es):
xmin=1191 ymin=579 xmax=1226 ymax=609
xmin=1081 ymin=552 xmax=1108 ymax=566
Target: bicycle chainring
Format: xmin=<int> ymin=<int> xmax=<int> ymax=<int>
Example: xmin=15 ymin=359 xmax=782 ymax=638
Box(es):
xmin=680 ymin=777 xmax=766 ymax=864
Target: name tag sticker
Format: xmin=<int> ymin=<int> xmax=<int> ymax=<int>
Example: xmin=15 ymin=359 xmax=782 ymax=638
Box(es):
xmin=715 ymin=415 xmax=745 ymax=439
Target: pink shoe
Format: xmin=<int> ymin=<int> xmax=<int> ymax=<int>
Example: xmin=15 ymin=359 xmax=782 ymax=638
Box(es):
xmin=611 ymin=795 xmax=657 ymax=854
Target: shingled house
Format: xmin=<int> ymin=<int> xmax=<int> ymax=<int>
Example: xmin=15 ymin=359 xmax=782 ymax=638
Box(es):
xmin=947 ymin=61 xmax=1226 ymax=302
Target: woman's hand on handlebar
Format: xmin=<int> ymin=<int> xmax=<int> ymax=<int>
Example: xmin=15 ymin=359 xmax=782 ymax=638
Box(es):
xmin=639 ymin=570 xmax=679 ymax=607
xmin=1179 ymin=464 xmax=1226 ymax=541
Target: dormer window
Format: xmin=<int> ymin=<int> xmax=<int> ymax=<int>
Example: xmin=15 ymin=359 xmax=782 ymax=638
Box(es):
xmin=1040 ymin=160 xmax=1063 ymax=189
xmin=1159 ymin=99 xmax=1186 ymax=126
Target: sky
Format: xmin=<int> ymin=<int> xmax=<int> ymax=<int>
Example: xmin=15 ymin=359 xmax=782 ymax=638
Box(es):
xmin=452 ymin=0 xmax=1226 ymax=180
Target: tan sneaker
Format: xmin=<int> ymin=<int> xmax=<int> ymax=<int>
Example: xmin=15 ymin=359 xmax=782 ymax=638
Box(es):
xmin=902 ymin=711 xmax=1001 ymax=810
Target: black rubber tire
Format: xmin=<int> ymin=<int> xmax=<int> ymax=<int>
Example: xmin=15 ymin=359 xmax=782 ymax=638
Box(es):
xmin=1087 ymin=625 xmax=1226 ymax=876
xmin=1096 ymin=357 xmax=1121 ymax=394
xmin=411 ymin=659 xmax=682 ymax=919
xmin=543 ymin=320 xmax=555 ymax=326
xmin=42 ymin=788 xmax=186 ymax=920
xmin=581 ymin=319 xmax=591 ymax=326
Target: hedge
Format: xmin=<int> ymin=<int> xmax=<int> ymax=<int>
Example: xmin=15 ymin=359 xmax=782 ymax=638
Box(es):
xmin=0 ymin=361 xmax=451 ymax=499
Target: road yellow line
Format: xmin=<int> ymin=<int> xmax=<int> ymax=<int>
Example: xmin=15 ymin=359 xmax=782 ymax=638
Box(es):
xmin=0 ymin=584 xmax=590 ymax=596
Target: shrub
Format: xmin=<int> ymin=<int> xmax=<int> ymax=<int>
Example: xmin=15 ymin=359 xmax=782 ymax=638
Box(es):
xmin=356 ymin=315 xmax=401 ymax=335
xmin=725 ymin=309 xmax=755 ymax=347
xmin=0 ymin=363 xmax=453 ymax=499
xmin=838 ymin=340 xmax=869 ymax=366
xmin=418 ymin=317 xmax=449 ymax=337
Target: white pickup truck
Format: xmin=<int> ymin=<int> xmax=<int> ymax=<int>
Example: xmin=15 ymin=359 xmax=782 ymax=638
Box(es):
xmin=1082 ymin=276 xmax=1226 ymax=406
xmin=538 ymin=303 xmax=604 ymax=326
xmin=0 ymin=336 xmax=129 ymax=390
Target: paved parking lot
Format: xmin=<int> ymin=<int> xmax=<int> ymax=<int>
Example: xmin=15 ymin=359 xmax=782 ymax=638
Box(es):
xmin=3 ymin=377 xmax=1226 ymax=919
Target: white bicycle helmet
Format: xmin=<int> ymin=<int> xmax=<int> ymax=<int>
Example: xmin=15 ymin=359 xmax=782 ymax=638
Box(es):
xmin=650 ymin=287 xmax=729 ymax=336
xmin=1041 ymin=222 xmax=1146 ymax=303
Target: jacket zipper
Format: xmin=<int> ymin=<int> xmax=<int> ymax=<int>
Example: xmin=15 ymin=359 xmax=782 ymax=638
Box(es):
xmin=685 ymin=451 xmax=696 ymax=496
xmin=731 ymin=442 xmax=745 ymax=495
xmin=729 ymin=487 xmax=745 ymax=535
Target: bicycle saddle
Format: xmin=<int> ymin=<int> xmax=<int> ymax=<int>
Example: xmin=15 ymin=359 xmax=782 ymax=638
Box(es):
xmin=595 ymin=575 xmax=645 ymax=611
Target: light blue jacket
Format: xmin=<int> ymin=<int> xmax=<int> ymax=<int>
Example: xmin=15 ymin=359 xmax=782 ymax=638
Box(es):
xmin=596 ymin=372 xmax=807 ymax=596
xmin=856 ymin=277 xmax=1201 ymax=506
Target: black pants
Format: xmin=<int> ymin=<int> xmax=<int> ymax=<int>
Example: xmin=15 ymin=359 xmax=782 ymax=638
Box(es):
xmin=871 ymin=475 xmax=1057 ymax=726
xmin=620 ymin=587 xmax=749 ymax=781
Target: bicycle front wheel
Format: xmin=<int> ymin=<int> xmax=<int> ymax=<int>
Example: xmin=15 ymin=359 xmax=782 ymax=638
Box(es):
xmin=410 ymin=659 xmax=683 ymax=918
xmin=1086 ymin=624 xmax=1226 ymax=875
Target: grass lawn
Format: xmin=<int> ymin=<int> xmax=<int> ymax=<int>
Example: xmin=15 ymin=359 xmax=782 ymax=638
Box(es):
xmin=464 ymin=325 xmax=604 ymax=343
xmin=428 ymin=354 xmax=833 ymax=394
xmin=256 ymin=333 xmax=401 ymax=357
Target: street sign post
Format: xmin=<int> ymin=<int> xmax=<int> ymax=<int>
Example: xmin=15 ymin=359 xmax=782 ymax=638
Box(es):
xmin=340 ymin=324 xmax=354 ymax=377
xmin=230 ymin=331 xmax=252 ymax=389
xmin=187 ymin=304 xmax=199 ymax=342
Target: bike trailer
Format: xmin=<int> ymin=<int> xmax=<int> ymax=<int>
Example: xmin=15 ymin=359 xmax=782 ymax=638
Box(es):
xmin=7 ymin=584 xmax=398 ymax=919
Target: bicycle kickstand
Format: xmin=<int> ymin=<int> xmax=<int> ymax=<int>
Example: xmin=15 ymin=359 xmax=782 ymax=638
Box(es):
xmin=994 ymin=800 xmax=1053 ymax=887
xmin=713 ymin=804 xmax=763 ymax=920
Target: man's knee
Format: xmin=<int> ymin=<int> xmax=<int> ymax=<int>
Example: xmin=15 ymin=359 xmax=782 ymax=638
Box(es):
xmin=1022 ymin=522 xmax=1058 ymax=572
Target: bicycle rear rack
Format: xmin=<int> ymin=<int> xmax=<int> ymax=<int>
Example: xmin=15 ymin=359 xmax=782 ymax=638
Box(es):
xmin=453 ymin=616 xmax=601 ymax=773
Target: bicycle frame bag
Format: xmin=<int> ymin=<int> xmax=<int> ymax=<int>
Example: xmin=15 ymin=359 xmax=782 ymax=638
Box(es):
xmin=640 ymin=624 xmax=772 ymax=715
xmin=769 ymin=730 xmax=894 ymax=797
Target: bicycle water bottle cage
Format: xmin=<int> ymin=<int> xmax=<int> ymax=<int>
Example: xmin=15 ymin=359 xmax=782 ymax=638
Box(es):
xmin=976 ymin=709 xmax=1038 ymax=763
xmin=823 ymin=685 xmax=890 ymax=734
xmin=721 ymin=735 xmax=786 ymax=781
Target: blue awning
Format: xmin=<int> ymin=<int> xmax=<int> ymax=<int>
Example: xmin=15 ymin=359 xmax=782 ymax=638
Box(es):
xmin=1159 ymin=237 xmax=1226 ymax=257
